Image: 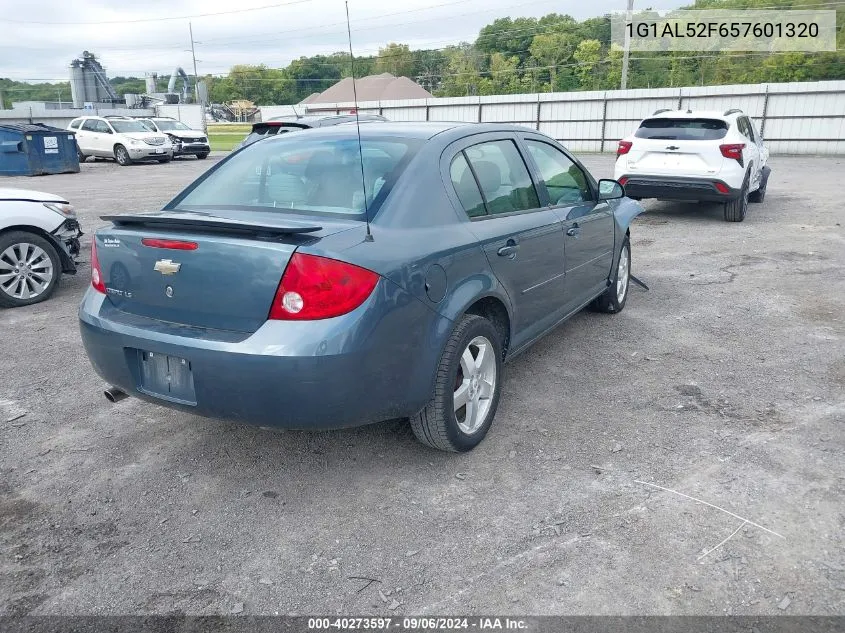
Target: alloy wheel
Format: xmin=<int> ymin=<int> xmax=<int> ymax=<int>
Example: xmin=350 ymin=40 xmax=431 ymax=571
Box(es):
xmin=0 ymin=242 xmax=54 ymax=301
xmin=453 ymin=335 xmax=497 ymax=434
xmin=616 ymin=245 xmax=630 ymax=303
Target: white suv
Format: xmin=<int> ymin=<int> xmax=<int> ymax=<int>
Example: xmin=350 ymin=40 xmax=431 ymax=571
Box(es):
xmin=614 ymin=109 xmax=771 ymax=222
xmin=68 ymin=116 xmax=174 ymax=166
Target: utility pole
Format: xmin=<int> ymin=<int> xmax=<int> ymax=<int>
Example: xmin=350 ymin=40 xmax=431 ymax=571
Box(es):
xmin=620 ymin=0 xmax=634 ymax=90
xmin=189 ymin=22 xmax=200 ymax=104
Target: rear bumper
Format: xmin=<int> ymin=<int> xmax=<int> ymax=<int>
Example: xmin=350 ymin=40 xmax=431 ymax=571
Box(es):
xmin=78 ymin=284 xmax=439 ymax=430
xmin=619 ymin=175 xmax=741 ymax=202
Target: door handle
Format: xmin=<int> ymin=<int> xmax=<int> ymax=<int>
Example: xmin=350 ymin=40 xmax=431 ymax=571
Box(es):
xmin=497 ymin=239 xmax=519 ymax=258
xmin=566 ymin=225 xmax=581 ymax=237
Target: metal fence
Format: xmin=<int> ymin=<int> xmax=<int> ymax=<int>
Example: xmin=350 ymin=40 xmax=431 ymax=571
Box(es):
xmin=262 ymin=79 xmax=845 ymax=155
xmin=0 ymin=103 xmax=204 ymax=132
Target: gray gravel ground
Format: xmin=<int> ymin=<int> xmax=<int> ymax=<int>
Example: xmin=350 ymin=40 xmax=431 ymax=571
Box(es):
xmin=1 ymin=153 xmax=843 ymax=616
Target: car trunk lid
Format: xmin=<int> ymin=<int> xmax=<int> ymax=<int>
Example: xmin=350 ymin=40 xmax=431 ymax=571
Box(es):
xmin=625 ymin=117 xmax=729 ymax=177
xmin=94 ymin=210 xmax=359 ymax=333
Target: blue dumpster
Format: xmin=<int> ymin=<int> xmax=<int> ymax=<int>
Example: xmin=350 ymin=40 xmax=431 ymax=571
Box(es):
xmin=0 ymin=123 xmax=80 ymax=176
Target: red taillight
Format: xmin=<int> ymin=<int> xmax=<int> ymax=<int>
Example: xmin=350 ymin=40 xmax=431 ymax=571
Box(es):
xmin=141 ymin=238 xmax=198 ymax=250
xmin=715 ymin=182 xmax=730 ymax=194
xmin=719 ymin=143 xmax=745 ymax=161
xmin=616 ymin=140 xmax=633 ymax=157
xmin=618 ymin=177 xmax=628 ymax=186
xmin=269 ymin=253 xmax=379 ymax=321
xmin=91 ymin=240 xmax=105 ymax=294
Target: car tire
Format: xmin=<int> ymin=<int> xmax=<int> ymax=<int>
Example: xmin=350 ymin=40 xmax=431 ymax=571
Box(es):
xmin=157 ymin=156 xmax=172 ymax=163
xmin=0 ymin=231 xmax=61 ymax=308
xmin=196 ymin=152 xmax=209 ymax=160
xmin=410 ymin=314 xmax=503 ymax=452
xmin=591 ymin=236 xmax=631 ymax=314
xmin=114 ymin=144 xmax=132 ymax=166
xmin=77 ymin=146 xmax=87 ymax=163
xmin=724 ymin=173 xmax=749 ymax=222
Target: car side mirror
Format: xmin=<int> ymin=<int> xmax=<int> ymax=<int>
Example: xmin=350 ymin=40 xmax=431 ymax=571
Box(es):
xmin=598 ymin=179 xmax=624 ymax=201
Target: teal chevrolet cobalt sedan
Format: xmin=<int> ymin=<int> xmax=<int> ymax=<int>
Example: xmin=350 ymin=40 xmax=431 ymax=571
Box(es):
xmin=79 ymin=122 xmax=643 ymax=452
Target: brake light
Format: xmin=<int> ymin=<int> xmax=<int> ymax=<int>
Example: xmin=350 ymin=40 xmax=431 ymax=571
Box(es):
xmin=618 ymin=177 xmax=628 ymax=186
xmin=141 ymin=238 xmax=198 ymax=250
xmin=91 ymin=240 xmax=105 ymax=294
xmin=719 ymin=143 xmax=745 ymax=161
xmin=269 ymin=253 xmax=379 ymax=320
xmin=616 ymin=141 xmax=633 ymax=157
xmin=715 ymin=182 xmax=730 ymax=194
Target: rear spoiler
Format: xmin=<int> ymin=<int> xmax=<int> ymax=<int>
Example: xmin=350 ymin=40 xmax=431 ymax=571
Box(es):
xmin=101 ymin=213 xmax=322 ymax=235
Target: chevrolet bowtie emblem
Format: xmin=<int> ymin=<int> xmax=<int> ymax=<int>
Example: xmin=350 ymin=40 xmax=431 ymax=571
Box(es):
xmin=154 ymin=259 xmax=181 ymax=275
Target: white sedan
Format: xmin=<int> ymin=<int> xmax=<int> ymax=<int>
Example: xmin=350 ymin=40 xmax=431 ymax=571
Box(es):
xmin=0 ymin=188 xmax=82 ymax=308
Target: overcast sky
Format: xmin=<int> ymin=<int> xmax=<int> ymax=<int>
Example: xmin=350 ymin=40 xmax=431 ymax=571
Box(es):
xmin=1 ymin=0 xmax=686 ymax=83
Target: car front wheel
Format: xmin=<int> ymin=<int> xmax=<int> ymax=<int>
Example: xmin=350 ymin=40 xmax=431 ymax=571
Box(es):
xmin=410 ymin=314 xmax=503 ymax=452
xmin=114 ymin=144 xmax=132 ymax=166
xmin=196 ymin=152 xmax=209 ymax=160
xmin=0 ymin=231 xmax=61 ymax=308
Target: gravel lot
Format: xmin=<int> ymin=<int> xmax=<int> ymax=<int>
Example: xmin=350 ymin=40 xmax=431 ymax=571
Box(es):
xmin=1 ymin=153 xmax=843 ymax=616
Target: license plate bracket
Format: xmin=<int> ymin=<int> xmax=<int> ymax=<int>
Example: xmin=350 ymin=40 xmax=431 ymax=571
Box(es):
xmin=137 ymin=350 xmax=196 ymax=404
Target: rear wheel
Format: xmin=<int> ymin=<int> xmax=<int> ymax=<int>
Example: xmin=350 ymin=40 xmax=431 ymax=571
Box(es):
xmin=77 ymin=146 xmax=87 ymax=163
xmin=749 ymin=169 xmax=767 ymax=203
xmin=114 ymin=144 xmax=132 ymax=166
xmin=0 ymin=231 xmax=61 ymax=308
xmin=196 ymin=152 xmax=209 ymax=160
xmin=410 ymin=314 xmax=503 ymax=452
xmin=724 ymin=173 xmax=749 ymax=222
xmin=591 ymin=236 xmax=631 ymax=314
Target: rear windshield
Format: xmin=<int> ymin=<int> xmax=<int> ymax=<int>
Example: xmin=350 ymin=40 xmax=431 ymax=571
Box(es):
xmin=174 ymin=135 xmax=420 ymax=218
xmin=244 ymin=125 xmax=298 ymax=145
xmin=635 ymin=118 xmax=728 ymax=140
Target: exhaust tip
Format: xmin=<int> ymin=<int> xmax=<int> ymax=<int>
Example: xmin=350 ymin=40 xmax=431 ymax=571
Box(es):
xmin=104 ymin=387 xmax=128 ymax=403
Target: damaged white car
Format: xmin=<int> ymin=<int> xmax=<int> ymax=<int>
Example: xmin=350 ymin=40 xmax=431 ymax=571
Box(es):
xmin=0 ymin=188 xmax=82 ymax=308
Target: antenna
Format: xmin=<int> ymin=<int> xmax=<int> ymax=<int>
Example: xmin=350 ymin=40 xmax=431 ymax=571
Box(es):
xmin=345 ymin=0 xmax=373 ymax=242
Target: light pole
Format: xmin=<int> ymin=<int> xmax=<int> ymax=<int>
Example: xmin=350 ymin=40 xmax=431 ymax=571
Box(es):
xmin=189 ymin=22 xmax=200 ymax=104
xmin=621 ymin=0 xmax=634 ymax=90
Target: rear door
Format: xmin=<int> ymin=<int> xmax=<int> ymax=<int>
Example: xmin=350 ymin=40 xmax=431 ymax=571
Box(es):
xmin=446 ymin=135 xmax=567 ymax=346
xmin=626 ymin=117 xmax=729 ymax=178
xmin=523 ymin=137 xmax=614 ymax=308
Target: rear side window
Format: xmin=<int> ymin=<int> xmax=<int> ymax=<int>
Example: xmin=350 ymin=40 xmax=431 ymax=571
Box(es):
xmin=635 ymin=118 xmax=728 ymax=140
xmin=69 ymin=119 xmax=82 ymax=129
xmin=463 ymin=140 xmax=539 ymax=215
xmin=81 ymin=119 xmax=98 ymax=132
xmin=450 ymin=154 xmax=486 ymax=218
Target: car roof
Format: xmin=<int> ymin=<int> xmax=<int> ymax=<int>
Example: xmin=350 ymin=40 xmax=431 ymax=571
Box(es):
xmin=260 ymin=121 xmax=537 ymax=142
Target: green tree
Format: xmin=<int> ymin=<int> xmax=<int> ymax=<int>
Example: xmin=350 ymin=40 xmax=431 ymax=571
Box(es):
xmin=439 ymin=44 xmax=484 ymax=96
xmin=375 ymin=43 xmax=415 ymax=78
xmin=573 ymin=39 xmax=603 ymax=90
xmin=529 ymin=32 xmax=578 ymax=91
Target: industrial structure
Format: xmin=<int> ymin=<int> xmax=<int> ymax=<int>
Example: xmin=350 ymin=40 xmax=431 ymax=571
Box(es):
xmin=69 ymin=52 xmax=121 ymax=108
